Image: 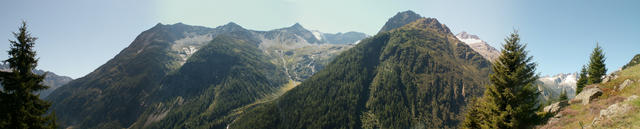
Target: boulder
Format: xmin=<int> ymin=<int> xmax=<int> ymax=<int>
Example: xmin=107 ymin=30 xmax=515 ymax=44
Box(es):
xmin=602 ymin=76 xmax=611 ymax=83
xmin=600 ymin=103 xmax=633 ymax=118
xmin=603 ymin=74 xmax=619 ymax=83
xmin=543 ymin=100 xmax=569 ymax=114
xmin=592 ymin=95 xmax=639 ymax=126
xmin=570 ymin=87 xmax=603 ymax=105
xmin=626 ymin=95 xmax=639 ymax=102
xmin=617 ymin=79 xmax=634 ymax=91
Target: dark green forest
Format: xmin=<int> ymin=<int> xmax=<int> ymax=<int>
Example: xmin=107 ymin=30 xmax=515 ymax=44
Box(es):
xmin=231 ymin=18 xmax=492 ymax=129
xmin=134 ymin=35 xmax=288 ymax=128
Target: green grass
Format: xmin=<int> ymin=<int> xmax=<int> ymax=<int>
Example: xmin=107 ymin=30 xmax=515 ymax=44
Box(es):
xmin=540 ymin=64 xmax=640 ymax=128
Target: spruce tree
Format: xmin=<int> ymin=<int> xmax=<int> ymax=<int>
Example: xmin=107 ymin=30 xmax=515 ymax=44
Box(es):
xmin=0 ymin=21 xmax=56 ymax=129
xmin=587 ymin=44 xmax=606 ymax=84
xmin=559 ymin=90 xmax=568 ymax=101
xmin=462 ymin=31 xmax=540 ymax=129
xmin=575 ymin=65 xmax=588 ymax=94
xmin=461 ymin=99 xmax=483 ymax=129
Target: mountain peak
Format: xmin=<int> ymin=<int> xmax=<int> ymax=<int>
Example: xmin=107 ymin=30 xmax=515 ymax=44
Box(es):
xmin=154 ymin=22 xmax=164 ymax=27
xmin=223 ymin=22 xmax=242 ymax=28
xmin=290 ymin=22 xmax=305 ymax=29
xmin=225 ymin=21 xmax=239 ymax=26
xmin=456 ymin=31 xmax=480 ymax=40
xmin=403 ymin=18 xmax=451 ymax=34
xmin=167 ymin=22 xmax=189 ymax=28
xmin=378 ymin=10 xmax=423 ymax=33
xmin=455 ymin=31 xmax=500 ymax=62
xmin=217 ymin=21 xmax=246 ymax=31
xmin=397 ymin=10 xmax=419 ymax=17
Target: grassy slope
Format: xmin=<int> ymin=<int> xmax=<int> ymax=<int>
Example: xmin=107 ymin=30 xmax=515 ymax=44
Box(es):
xmin=541 ymin=64 xmax=640 ymax=128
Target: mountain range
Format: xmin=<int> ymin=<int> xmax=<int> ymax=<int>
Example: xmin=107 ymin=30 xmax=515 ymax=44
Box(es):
xmin=0 ymin=64 xmax=72 ymax=98
xmin=43 ymin=10 xmax=594 ymax=129
xmin=46 ymin=18 xmax=367 ymax=128
xmin=230 ymin=10 xmax=492 ymax=129
xmin=537 ymin=73 xmax=578 ymax=101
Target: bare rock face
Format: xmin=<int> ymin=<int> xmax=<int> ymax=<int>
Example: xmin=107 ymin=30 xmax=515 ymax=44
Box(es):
xmin=626 ymin=95 xmax=639 ymax=102
xmin=617 ymin=79 xmax=634 ymax=91
xmin=592 ymin=95 xmax=639 ymax=126
xmin=455 ymin=31 xmax=500 ymax=62
xmin=570 ymin=86 xmax=603 ymax=105
xmin=602 ymin=73 xmax=619 ymax=83
xmin=543 ymin=100 xmax=569 ymax=114
xmin=602 ymin=76 xmax=611 ymax=83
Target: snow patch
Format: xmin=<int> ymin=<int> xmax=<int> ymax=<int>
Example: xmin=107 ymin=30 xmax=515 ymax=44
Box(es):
xmin=458 ymin=38 xmax=483 ymax=45
xmin=311 ymin=30 xmax=324 ymax=41
xmin=539 ymin=73 xmax=578 ymax=99
xmin=171 ymin=34 xmax=213 ymax=65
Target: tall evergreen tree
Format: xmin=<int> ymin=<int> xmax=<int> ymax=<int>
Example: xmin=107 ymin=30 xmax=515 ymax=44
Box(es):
xmin=559 ymin=90 xmax=568 ymax=101
xmin=461 ymin=99 xmax=483 ymax=129
xmin=462 ymin=31 xmax=540 ymax=129
xmin=0 ymin=21 xmax=56 ymax=129
xmin=587 ymin=43 xmax=606 ymax=84
xmin=575 ymin=65 xmax=588 ymax=94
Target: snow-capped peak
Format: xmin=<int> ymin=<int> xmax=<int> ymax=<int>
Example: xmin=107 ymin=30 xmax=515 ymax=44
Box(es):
xmin=455 ymin=31 xmax=483 ymax=45
xmin=540 ymin=73 xmax=578 ymax=86
xmin=538 ymin=73 xmax=578 ymax=100
xmin=311 ymin=30 xmax=324 ymax=41
xmin=456 ymin=31 xmax=480 ymax=40
xmin=455 ymin=31 xmax=500 ymax=62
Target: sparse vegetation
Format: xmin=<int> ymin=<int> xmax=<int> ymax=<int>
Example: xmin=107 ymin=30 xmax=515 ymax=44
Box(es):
xmin=539 ymin=63 xmax=640 ymax=128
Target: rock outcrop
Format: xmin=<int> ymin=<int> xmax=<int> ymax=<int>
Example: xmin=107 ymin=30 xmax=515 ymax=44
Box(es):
xmin=591 ymin=95 xmax=639 ymax=126
xmin=617 ymin=79 xmax=634 ymax=91
xmin=543 ymin=100 xmax=569 ymax=114
xmin=602 ymin=73 xmax=619 ymax=83
xmin=570 ymin=86 xmax=603 ymax=105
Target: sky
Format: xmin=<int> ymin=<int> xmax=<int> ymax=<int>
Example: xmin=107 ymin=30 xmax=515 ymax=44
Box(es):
xmin=0 ymin=0 xmax=639 ymax=78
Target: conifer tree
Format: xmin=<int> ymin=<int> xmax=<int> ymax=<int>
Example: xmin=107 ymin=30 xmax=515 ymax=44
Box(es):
xmin=587 ymin=44 xmax=606 ymax=84
xmin=0 ymin=21 xmax=56 ymax=129
xmin=462 ymin=31 xmax=540 ymax=129
xmin=559 ymin=90 xmax=568 ymax=101
xmin=575 ymin=65 xmax=588 ymax=94
xmin=461 ymin=99 xmax=483 ymax=129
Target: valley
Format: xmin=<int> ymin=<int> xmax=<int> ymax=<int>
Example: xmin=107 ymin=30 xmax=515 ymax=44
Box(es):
xmin=2 ymin=1 xmax=639 ymax=128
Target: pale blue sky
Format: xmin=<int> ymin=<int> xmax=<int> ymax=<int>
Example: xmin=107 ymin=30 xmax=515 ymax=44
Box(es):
xmin=1 ymin=0 xmax=639 ymax=78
